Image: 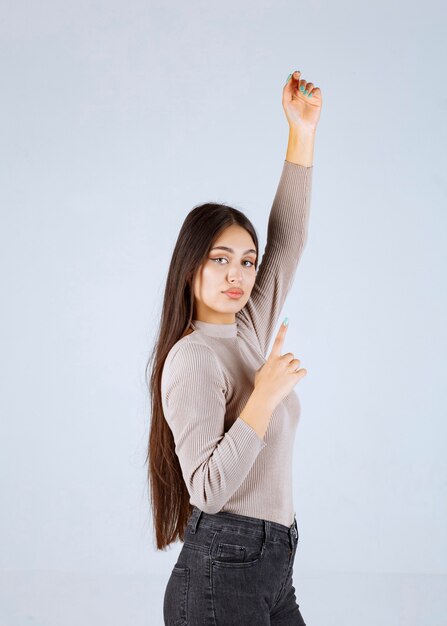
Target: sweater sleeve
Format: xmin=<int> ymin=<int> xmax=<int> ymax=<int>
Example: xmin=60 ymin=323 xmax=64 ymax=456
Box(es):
xmin=237 ymin=160 xmax=313 ymax=356
xmin=161 ymin=341 xmax=267 ymax=514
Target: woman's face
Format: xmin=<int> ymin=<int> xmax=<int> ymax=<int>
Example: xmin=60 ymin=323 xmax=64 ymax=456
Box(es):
xmin=192 ymin=224 xmax=258 ymax=324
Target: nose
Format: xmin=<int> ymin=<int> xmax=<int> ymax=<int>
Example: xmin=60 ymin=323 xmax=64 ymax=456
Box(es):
xmin=228 ymin=267 xmax=243 ymax=282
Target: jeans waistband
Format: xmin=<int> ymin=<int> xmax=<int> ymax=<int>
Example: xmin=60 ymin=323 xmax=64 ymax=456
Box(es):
xmin=187 ymin=506 xmax=299 ymax=542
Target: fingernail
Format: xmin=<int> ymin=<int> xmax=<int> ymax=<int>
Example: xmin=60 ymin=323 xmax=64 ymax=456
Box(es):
xmin=283 ymin=317 xmax=289 ymax=326
xmin=286 ymin=73 xmax=292 ymax=83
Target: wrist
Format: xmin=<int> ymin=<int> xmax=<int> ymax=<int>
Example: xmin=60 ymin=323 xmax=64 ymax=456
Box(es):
xmin=286 ymin=126 xmax=315 ymax=167
xmin=250 ymin=388 xmax=275 ymax=413
xmin=288 ymin=124 xmax=317 ymax=136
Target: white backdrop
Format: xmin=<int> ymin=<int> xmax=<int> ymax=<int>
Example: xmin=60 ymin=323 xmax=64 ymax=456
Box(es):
xmin=1 ymin=0 xmax=446 ymax=624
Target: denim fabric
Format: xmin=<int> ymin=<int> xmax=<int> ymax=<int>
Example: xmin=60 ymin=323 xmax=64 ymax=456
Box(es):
xmin=163 ymin=506 xmax=306 ymax=625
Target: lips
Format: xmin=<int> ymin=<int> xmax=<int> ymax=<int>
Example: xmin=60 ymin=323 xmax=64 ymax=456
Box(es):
xmin=224 ymin=289 xmax=244 ymax=295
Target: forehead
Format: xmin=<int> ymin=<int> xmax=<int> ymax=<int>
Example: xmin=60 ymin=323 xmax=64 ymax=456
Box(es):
xmin=211 ymin=225 xmax=256 ymax=252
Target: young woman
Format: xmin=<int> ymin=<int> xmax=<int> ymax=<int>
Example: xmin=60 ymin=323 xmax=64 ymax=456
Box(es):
xmin=147 ymin=69 xmax=322 ymax=625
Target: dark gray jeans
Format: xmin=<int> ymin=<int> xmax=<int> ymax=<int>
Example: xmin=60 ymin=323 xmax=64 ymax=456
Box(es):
xmin=163 ymin=506 xmax=306 ymax=625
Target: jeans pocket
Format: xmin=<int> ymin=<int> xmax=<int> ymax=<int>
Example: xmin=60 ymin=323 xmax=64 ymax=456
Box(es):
xmin=211 ymin=528 xmax=264 ymax=569
xmin=163 ymin=565 xmax=189 ymax=626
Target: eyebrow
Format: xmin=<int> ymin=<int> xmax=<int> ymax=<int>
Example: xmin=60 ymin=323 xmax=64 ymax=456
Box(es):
xmin=210 ymin=246 xmax=257 ymax=256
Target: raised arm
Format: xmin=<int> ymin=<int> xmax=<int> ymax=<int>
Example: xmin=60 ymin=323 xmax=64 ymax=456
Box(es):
xmin=237 ymin=71 xmax=320 ymax=354
xmin=237 ymin=128 xmax=315 ymax=355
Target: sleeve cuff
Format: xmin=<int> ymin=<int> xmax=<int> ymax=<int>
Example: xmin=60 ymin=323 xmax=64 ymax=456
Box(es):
xmin=232 ymin=416 xmax=268 ymax=450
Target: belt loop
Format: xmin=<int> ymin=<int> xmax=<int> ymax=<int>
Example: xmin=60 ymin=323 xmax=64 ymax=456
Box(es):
xmin=289 ymin=513 xmax=298 ymax=542
xmin=261 ymin=519 xmax=270 ymax=556
xmin=293 ymin=514 xmax=298 ymax=541
xmin=190 ymin=507 xmax=203 ymax=534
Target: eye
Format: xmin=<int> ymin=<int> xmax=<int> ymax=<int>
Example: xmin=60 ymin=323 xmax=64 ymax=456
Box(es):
xmin=211 ymin=257 xmax=255 ymax=267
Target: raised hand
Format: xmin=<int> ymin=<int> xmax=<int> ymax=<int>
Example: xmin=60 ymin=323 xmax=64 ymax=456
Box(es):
xmin=254 ymin=320 xmax=307 ymax=409
xmin=282 ymin=70 xmax=322 ymax=130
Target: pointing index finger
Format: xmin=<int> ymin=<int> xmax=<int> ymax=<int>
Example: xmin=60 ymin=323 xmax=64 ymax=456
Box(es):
xmin=270 ymin=317 xmax=289 ymax=357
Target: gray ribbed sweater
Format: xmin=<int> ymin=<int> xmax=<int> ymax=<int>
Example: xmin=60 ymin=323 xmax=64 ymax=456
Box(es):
xmin=161 ymin=160 xmax=313 ymax=527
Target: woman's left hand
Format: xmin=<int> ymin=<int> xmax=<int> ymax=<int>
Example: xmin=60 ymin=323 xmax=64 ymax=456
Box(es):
xmin=282 ymin=70 xmax=322 ymax=130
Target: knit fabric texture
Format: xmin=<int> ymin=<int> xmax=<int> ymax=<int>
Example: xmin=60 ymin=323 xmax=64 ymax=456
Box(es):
xmin=161 ymin=159 xmax=313 ymax=527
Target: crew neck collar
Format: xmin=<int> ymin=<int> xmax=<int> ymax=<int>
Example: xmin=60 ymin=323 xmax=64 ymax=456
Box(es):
xmin=191 ymin=319 xmax=238 ymax=338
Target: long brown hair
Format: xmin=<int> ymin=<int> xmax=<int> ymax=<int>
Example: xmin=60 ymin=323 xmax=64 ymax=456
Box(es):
xmin=145 ymin=201 xmax=259 ymax=550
